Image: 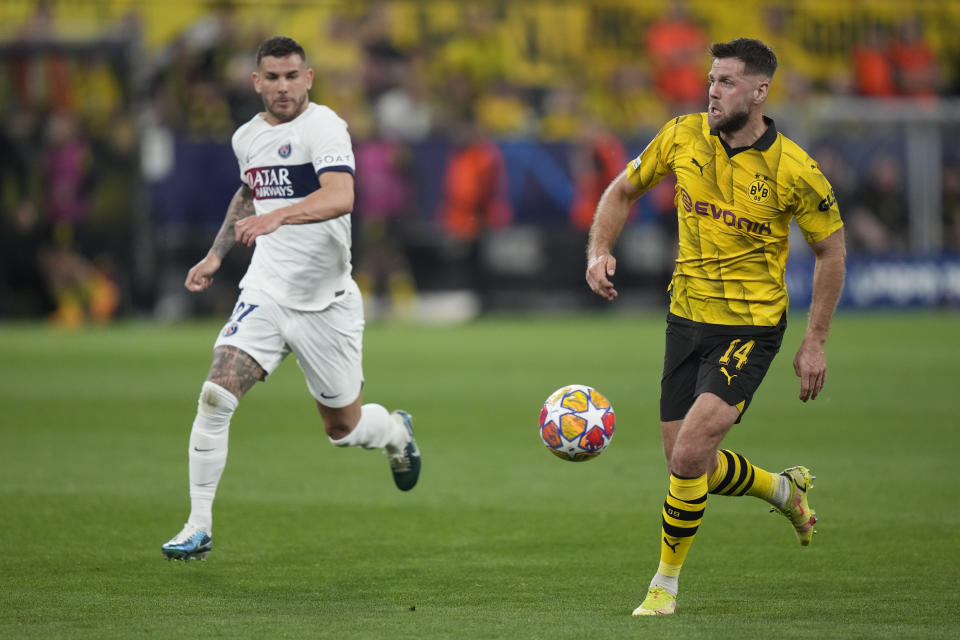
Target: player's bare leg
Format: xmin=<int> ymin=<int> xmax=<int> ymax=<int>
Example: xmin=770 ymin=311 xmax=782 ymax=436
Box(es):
xmin=668 ymin=393 xmax=739 ymax=478
xmin=206 ymin=345 xmax=266 ymax=400
xmin=162 ymin=346 xmax=263 ymax=560
xmin=322 ymin=395 xmax=421 ymax=491
xmin=316 ymin=395 xmax=362 ymax=441
xmin=660 ymin=418 xmax=684 ymax=471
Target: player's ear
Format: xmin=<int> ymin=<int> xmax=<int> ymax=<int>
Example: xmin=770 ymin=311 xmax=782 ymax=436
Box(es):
xmin=305 ymin=68 xmax=314 ymax=90
xmin=252 ymin=71 xmax=261 ymax=94
xmin=754 ymin=79 xmax=769 ymax=104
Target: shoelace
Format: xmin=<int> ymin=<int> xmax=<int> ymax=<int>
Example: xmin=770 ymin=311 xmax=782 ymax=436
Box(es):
xmin=387 ymin=451 xmax=411 ymax=472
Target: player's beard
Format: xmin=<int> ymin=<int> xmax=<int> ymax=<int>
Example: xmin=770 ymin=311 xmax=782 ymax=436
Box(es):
xmin=710 ymin=106 xmax=750 ymax=136
xmin=265 ymin=93 xmax=307 ymax=123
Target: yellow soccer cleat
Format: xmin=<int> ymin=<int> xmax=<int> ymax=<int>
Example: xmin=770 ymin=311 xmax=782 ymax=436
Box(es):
xmin=773 ymin=466 xmax=817 ymax=546
xmin=632 ymin=587 xmax=678 ymax=616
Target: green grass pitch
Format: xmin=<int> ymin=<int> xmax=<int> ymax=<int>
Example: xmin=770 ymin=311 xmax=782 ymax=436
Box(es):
xmin=1 ymin=310 xmax=957 ymax=639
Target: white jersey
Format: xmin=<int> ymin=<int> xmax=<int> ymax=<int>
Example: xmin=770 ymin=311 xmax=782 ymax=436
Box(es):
xmin=232 ymin=102 xmax=355 ymax=310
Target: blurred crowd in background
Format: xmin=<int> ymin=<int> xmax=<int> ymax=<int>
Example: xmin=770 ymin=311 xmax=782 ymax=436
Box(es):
xmin=2 ymin=0 xmax=960 ymax=325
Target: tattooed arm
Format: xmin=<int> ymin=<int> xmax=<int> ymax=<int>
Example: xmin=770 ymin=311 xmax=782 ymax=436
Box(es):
xmin=185 ymin=185 xmax=255 ymax=292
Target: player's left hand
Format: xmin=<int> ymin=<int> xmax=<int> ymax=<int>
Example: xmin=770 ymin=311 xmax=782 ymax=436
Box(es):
xmin=793 ymin=338 xmax=827 ymax=402
xmin=235 ymin=212 xmax=282 ymax=246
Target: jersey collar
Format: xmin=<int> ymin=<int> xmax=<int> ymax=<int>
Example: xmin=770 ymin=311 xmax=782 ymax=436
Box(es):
xmin=713 ymin=116 xmax=777 ymax=157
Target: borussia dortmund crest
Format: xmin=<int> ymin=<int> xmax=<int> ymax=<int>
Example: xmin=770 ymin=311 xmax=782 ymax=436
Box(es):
xmin=748 ymin=179 xmax=771 ymax=203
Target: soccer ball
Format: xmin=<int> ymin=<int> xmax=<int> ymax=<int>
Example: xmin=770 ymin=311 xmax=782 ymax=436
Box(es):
xmin=539 ymin=384 xmax=615 ymax=461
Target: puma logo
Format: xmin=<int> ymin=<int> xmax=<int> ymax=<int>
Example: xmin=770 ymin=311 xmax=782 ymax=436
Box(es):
xmin=691 ymin=158 xmax=707 ymax=176
xmin=663 ymin=537 xmax=680 ymax=553
xmin=720 ymin=366 xmax=737 ymax=386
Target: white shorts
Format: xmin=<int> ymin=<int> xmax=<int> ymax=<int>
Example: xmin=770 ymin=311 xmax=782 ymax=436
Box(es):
xmin=213 ymin=281 xmax=364 ymax=408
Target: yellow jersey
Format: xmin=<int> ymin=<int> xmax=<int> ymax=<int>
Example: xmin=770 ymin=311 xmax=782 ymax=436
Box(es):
xmin=626 ymin=113 xmax=843 ymax=326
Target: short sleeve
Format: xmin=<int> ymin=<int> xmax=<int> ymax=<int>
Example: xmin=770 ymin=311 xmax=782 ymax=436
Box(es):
xmin=624 ymin=118 xmax=676 ymax=193
xmin=792 ymin=159 xmax=844 ymax=244
xmin=306 ymin=110 xmax=355 ymax=177
xmin=231 ymin=128 xmax=249 ymax=185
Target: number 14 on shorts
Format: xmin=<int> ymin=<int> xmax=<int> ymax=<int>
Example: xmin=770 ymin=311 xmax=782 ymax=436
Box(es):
xmin=719 ymin=338 xmax=755 ymax=370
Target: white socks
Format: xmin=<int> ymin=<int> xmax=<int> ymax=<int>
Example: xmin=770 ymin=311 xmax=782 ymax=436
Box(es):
xmin=187 ymin=381 xmax=238 ymax=532
xmin=329 ymin=403 xmax=407 ymax=452
xmin=771 ymin=475 xmax=790 ymax=509
xmin=185 ymin=394 xmax=402 ymax=533
xmin=650 ymin=573 xmax=679 ymax=596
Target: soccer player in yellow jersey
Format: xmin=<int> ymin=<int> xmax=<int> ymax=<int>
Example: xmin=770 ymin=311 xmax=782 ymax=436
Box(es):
xmin=586 ymin=38 xmax=846 ymax=616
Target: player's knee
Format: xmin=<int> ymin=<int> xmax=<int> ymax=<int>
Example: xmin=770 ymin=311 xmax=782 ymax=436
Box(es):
xmin=320 ymin=404 xmax=360 ymax=440
xmin=198 ymin=381 xmax=239 ymax=417
xmin=668 ymin=452 xmax=694 ymax=477
xmin=317 ymin=397 xmax=362 ymax=441
xmin=668 ymin=440 xmax=710 ymax=477
xmin=324 ymin=419 xmax=355 ymax=441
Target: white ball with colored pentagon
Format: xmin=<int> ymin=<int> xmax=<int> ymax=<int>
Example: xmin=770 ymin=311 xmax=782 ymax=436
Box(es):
xmin=539 ymin=384 xmax=615 ymax=461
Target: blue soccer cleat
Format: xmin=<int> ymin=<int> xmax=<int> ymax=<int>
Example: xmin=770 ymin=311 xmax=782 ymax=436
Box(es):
xmin=161 ymin=523 xmax=212 ymax=561
xmin=387 ymin=410 xmax=421 ymax=491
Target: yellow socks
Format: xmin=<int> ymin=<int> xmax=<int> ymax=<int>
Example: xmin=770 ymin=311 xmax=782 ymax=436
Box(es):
xmin=653 ymin=452 xmax=783 ymax=592
xmin=657 ymin=473 xmax=708 ymax=580
xmin=708 ymin=449 xmax=778 ymax=501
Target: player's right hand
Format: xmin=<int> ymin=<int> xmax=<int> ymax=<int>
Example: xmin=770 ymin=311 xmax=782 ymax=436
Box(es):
xmin=586 ymin=254 xmax=618 ymax=301
xmin=184 ymin=253 xmax=221 ymax=292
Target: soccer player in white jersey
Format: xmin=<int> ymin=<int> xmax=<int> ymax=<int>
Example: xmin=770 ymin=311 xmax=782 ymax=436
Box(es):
xmin=162 ymin=36 xmax=421 ymax=561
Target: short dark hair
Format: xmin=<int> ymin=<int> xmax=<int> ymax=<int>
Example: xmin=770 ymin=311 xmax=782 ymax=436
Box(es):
xmin=256 ymin=36 xmax=307 ymax=65
xmin=709 ymin=38 xmax=777 ymax=78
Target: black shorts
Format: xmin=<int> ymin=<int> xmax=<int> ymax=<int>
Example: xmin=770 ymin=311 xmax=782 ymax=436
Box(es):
xmin=660 ymin=312 xmax=786 ymax=423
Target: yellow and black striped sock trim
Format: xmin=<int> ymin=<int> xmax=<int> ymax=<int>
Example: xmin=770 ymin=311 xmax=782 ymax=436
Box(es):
xmin=659 ymin=474 xmax=708 ymax=573
xmin=708 ymin=449 xmax=757 ymax=496
xmin=708 ymin=449 xmax=777 ymax=501
xmin=662 ymin=491 xmax=705 ymax=537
